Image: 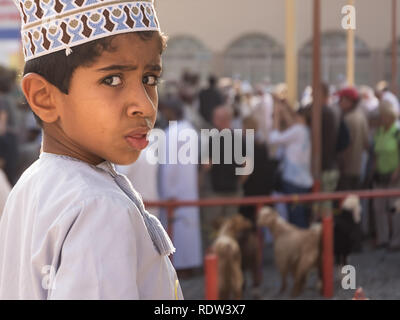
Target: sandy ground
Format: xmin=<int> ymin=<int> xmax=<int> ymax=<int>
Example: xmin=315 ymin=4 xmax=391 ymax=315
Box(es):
xmin=179 ymin=241 xmax=400 ymax=300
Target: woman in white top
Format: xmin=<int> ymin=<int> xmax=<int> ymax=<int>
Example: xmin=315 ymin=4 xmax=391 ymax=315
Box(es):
xmin=268 ymin=102 xmax=313 ymax=229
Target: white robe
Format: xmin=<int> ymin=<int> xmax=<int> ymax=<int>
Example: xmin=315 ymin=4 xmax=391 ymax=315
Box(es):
xmin=0 ymin=152 xmax=183 ymax=300
xmin=159 ymin=120 xmax=203 ymax=270
xmin=253 ymin=92 xmax=274 ymax=144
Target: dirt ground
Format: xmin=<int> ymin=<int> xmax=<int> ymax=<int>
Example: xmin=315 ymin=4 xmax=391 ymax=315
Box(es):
xmin=179 ymin=240 xmax=400 ymax=300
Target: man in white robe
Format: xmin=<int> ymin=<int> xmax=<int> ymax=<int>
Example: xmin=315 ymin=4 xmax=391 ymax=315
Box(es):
xmin=158 ymin=97 xmax=203 ymax=272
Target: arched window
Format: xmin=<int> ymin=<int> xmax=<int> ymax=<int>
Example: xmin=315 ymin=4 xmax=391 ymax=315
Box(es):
xmin=223 ymin=33 xmax=284 ymax=85
xmin=161 ymin=35 xmax=212 ymax=82
xmin=384 ymin=39 xmax=400 ymax=93
xmin=299 ymin=31 xmax=371 ymax=92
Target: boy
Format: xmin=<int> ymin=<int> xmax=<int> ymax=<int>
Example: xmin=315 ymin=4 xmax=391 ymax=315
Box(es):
xmin=0 ymin=0 xmax=183 ymax=299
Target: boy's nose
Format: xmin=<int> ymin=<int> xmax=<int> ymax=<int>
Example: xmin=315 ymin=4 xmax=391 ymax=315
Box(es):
xmin=126 ymin=83 xmax=157 ymax=119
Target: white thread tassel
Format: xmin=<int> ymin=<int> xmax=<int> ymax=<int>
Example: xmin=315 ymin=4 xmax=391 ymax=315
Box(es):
xmin=112 ymin=171 xmax=175 ymax=256
xmin=142 ymin=208 xmax=176 ymax=256
xmin=65 ymin=46 xmax=73 ymax=56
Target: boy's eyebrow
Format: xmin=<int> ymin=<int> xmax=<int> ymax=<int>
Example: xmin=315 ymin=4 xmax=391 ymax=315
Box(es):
xmin=96 ymin=64 xmax=138 ymax=72
xmin=96 ymin=63 xmax=162 ymax=72
xmin=145 ymin=63 xmax=162 ymax=72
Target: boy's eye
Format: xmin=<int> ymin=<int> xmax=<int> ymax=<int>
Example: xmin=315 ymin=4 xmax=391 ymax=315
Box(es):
xmin=143 ymin=75 xmax=160 ymax=86
xmin=102 ymin=75 xmax=122 ymax=86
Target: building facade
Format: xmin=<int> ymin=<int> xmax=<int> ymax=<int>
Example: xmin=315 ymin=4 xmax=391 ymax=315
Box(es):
xmin=156 ymin=0 xmax=400 ymax=93
xmin=0 ymin=0 xmax=399 ymax=95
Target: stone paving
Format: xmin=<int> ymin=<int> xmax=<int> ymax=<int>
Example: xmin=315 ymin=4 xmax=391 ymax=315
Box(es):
xmin=179 ymin=241 xmax=400 ymax=300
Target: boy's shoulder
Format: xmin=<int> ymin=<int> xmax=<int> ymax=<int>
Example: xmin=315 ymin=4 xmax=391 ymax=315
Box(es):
xmin=10 ymin=153 xmax=134 ymax=215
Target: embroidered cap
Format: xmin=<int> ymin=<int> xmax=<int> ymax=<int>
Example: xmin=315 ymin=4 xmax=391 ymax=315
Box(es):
xmin=14 ymin=0 xmax=160 ymax=61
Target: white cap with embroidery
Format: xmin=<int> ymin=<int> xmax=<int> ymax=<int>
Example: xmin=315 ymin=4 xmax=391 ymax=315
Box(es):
xmin=13 ymin=0 xmax=160 ymax=61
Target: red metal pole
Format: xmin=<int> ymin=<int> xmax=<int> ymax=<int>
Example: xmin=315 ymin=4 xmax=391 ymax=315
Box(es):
xmin=204 ymin=253 xmax=219 ymax=300
xmin=312 ymin=0 xmax=322 ymax=189
xmin=322 ymin=211 xmax=334 ymax=298
xmin=312 ymin=0 xmax=334 ymax=298
xmin=145 ymin=189 xmax=400 ymax=208
xmin=256 ymin=204 xmax=264 ymax=286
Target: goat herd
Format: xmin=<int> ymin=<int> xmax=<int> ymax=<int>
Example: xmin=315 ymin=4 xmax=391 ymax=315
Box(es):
xmin=211 ymin=195 xmax=400 ymax=299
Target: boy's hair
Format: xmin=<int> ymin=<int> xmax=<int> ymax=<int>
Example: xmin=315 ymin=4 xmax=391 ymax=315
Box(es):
xmin=23 ymin=31 xmax=167 ymax=127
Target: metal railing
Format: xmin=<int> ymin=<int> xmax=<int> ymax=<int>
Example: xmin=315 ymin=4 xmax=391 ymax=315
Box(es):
xmin=145 ymin=188 xmax=400 ymax=299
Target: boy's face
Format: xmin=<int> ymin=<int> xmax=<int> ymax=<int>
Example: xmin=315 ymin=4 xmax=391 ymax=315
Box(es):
xmin=55 ymin=33 xmax=161 ymax=165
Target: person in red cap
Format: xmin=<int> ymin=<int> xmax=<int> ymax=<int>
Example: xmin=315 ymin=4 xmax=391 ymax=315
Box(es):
xmin=336 ymin=87 xmax=369 ymax=191
xmin=337 ymin=87 xmax=360 ymax=103
xmin=335 ymin=87 xmax=369 ymax=252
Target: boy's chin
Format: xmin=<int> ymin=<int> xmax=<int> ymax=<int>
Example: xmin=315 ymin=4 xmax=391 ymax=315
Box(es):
xmin=112 ymin=150 xmax=141 ymax=166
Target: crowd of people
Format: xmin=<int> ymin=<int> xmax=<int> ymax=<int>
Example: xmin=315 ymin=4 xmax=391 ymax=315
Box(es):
xmin=1 ymin=64 xmax=400 ymax=276
xmin=150 ymin=72 xmax=400 ymax=275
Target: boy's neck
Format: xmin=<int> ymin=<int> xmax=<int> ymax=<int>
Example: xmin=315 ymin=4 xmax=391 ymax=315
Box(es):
xmin=41 ymin=124 xmax=104 ymax=166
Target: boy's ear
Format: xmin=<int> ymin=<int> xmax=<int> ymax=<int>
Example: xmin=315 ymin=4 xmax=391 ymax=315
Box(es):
xmin=21 ymin=73 xmax=60 ymax=124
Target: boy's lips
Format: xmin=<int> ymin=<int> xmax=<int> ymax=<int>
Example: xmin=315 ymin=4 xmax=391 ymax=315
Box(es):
xmin=124 ymin=127 xmax=150 ymax=150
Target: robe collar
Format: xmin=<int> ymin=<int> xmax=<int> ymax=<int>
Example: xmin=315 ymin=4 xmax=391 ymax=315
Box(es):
xmin=39 ymin=152 xmax=117 ymax=176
